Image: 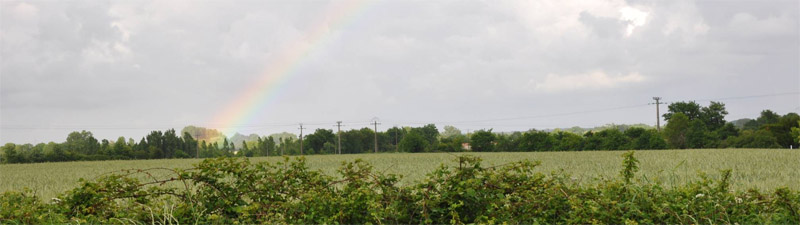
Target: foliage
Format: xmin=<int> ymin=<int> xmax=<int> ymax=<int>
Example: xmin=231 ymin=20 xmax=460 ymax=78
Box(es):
xmin=553 ymin=131 xmax=584 ymax=150
xmin=181 ymin=125 xmax=226 ymax=147
xmin=686 ymin=120 xmax=714 ymax=148
xmin=727 ymin=130 xmax=781 ymax=148
xmin=440 ymin=125 xmax=463 ymax=139
xmin=469 ymin=129 xmax=495 ymax=152
xmin=700 ymin=101 xmax=729 ymax=130
xmin=792 ymin=121 xmax=800 ymax=146
xmin=399 ymin=131 xmax=428 ymax=153
xmin=664 ymin=113 xmax=690 ymax=149
xmin=624 ymin=127 xmax=667 ymax=150
xmin=766 ymin=113 xmax=800 ymax=148
xmin=2 ymin=153 xmax=798 ymax=224
xmin=2 ymin=102 xmax=797 ymax=164
xmin=303 ymin=129 xmax=336 ymax=154
xmin=663 ymin=101 xmax=702 ymax=122
xmin=517 ymin=130 xmax=556 ymax=151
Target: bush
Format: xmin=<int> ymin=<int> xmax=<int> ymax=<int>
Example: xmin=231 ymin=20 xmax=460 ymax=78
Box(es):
xmin=1 ymin=153 xmax=798 ymax=224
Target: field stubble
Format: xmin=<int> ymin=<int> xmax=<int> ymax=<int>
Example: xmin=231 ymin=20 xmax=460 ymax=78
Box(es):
xmin=1 ymin=148 xmax=797 ymax=199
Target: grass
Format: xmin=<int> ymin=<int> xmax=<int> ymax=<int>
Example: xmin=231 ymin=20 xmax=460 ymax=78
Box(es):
xmin=1 ymin=149 xmax=798 ymax=200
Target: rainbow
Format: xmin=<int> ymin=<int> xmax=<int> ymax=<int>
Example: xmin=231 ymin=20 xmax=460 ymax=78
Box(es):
xmin=209 ymin=0 xmax=374 ymax=135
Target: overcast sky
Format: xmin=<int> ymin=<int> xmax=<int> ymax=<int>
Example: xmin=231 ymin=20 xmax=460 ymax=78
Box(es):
xmin=1 ymin=0 xmax=799 ymax=144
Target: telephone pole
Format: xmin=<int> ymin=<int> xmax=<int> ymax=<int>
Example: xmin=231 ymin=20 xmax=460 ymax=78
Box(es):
xmin=335 ymin=121 xmax=343 ymax=154
xmin=281 ymin=138 xmax=285 ymax=156
xmin=393 ymin=125 xmax=399 ymax=153
xmin=298 ymin=123 xmax=306 ymax=155
xmin=371 ymin=119 xmax=381 ymax=153
xmin=651 ymin=97 xmax=663 ymax=131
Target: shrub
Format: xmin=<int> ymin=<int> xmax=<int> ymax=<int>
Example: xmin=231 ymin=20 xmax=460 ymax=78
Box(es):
xmin=1 ymin=153 xmax=798 ymax=224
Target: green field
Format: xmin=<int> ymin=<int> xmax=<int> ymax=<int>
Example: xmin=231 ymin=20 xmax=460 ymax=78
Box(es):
xmin=1 ymin=149 xmax=798 ymax=199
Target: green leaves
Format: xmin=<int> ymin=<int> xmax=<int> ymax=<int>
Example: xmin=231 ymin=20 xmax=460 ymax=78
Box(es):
xmin=2 ymin=155 xmax=798 ymax=224
xmin=620 ymin=151 xmax=639 ymax=184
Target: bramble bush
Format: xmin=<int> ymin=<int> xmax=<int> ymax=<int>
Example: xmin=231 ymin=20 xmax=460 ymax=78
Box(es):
xmin=1 ymin=152 xmax=798 ymax=224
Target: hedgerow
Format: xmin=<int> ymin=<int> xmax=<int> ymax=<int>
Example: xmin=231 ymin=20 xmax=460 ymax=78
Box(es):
xmin=1 ymin=152 xmax=798 ymax=224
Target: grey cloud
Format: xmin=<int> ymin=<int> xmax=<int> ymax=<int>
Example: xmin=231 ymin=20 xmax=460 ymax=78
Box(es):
xmin=579 ymin=11 xmax=627 ymax=39
xmin=1 ymin=0 xmax=797 ymax=143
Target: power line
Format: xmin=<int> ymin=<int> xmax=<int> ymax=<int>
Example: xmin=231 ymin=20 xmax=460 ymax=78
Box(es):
xmin=388 ymin=91 xmax=799 ymax=126
xmin=689 ymin=91 xmax=799 ymax=102
xmin=388 ymin=104 xmax=651 ymax=126
xmin=3 ymin=91 xmax=796 ymax=131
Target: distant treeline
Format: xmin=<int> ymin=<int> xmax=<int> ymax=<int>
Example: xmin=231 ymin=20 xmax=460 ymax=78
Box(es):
xmin=2 ymin=101 xmax=799 ymax=164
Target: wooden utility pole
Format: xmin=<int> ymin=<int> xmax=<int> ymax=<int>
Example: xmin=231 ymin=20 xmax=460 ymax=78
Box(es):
xmin=298 ymin=123 xmax=306 ymax=155
xmin=335 ymin=121 xmax=343 ymax=154
xmin=652 ymin=97 xmax=663 ymax=131
xmin=371 ymin=120 xmax=381 ymax=153
xmin=394 ymin=126 xmax=399 ymax=153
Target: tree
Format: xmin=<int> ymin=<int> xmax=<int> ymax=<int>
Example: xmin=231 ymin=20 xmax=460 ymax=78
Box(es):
xmin=240 ymin=141 xmax=252 ymax=157
xmin=44 ymin=142 xmax=72 ymax=162
xmin=222 ymin=138 xmax=231 ymax=153
xmin=517 ymin=130 xmax=555 ymax=151
xmin=597 ymin=129 xmax=628 ymax=150
xmin=664 ymin=113 xmax=690 ymax=149
xmin=714 ymin=123 xmax=740 ymax=141
xmin=181 ymin=126 xmax=226 ymax=147
xmin=411 ymin=124 xmax=439 ymax=151
xmin=665 ymin=101 xmax=728 ymax=132
xmin=339 ymin=128 xmax=372 ymax=154
xmin=755 ymin=113 xmax=799 ymax=148
xmin=64 ymin=130 xmax=100 ymax=156
xmin=700 ymin=101 xmax=728 ymax=130
xmin=182 ymin=132 xmax=198 ymax=158
xmin=686 ymin=120 xmax=713 ymax=148
xmin=399 ymin=131 xmax=427 ymax=153
xmin=553 ymin=131 xmax=583 ymax=151
xmin=625 ymin=127 xmax=656 ymax=150
xmin=791 ymin=121 xmax=800 ymax=146
xmin=663 ymin=102 xmax=702 ymax=122
xmin=1 ymin=143 xmax=19 ymax=163
xmin=494 ymin=132 xmax=521 ymax=152
xmin=470 ymin=129 xmax=495 ymax=152
xmin=756 ymin=110 xmax=781 ymax=125
xmin=645 ymin=130 xmax=668 ymax=149
xmin=112 ymin=136 xmax=132 ymax=159
xmin=441 ymin=126 xmax=463 ymax=139
xmin=255 ymin=136 xmax=276 ymax=156
xmin=582 ymin=131 xmax=602 ymax=150
xmin=386 ymin=127 xmax=405 ymax=152
xmin=730 ymin=130 xmax=780 ymax=148
xmin=303 ymin=129 xmax=336 ymax=154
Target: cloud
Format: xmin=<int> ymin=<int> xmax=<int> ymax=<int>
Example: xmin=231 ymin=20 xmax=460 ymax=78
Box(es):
xmin=0 ymin=0 xmax=797 ymax=143
xmin=728 ymin=13 xmax=796 ymax=39
xmin=531 ymin=71 xmax=645 ymax=93
xmin=619 ymin=6 xmax=648 ymax=36
xmin=659 ymin=0 xmax=710 ymax=41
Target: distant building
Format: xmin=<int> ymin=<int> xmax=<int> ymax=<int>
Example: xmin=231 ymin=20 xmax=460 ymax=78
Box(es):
xmin=461 ymin=142 xmax=471 ymax=150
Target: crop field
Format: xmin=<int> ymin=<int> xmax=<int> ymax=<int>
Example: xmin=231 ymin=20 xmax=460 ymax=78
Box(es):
xmin=1 ymin=148 xmax=798 ymax=200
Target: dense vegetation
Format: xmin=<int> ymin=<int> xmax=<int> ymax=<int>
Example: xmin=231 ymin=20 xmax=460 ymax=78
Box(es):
xmin=1 ymin=152 xmax=798 ymax=224
xmin=2 ymin=101 xmax=799 ymax=164
xmin=5 ymin=149 xmax=799 ymax=201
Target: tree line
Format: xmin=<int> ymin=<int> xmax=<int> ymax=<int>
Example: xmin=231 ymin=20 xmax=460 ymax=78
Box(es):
xmin=2 ymin=101 xmax=799 ymax=164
